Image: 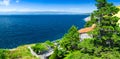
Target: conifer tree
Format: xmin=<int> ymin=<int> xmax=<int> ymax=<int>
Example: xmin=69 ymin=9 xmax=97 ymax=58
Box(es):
xmin=88 ymin=0 xmax=120 ymax=48
xmin=60 ymin=25 xmax=79 ymax=51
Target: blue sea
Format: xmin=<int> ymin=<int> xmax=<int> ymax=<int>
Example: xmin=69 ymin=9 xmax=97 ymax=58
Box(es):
xmin=0 ymin=14 xmax=88 ymax=48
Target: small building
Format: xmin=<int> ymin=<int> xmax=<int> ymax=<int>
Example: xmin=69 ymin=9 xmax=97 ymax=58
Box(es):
xmin=78 ymin=24 xmax=96 ymax=41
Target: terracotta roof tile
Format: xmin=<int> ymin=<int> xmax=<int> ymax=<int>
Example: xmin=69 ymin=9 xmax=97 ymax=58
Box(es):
xmin=78 ymin=24 xmax=96 ymax=34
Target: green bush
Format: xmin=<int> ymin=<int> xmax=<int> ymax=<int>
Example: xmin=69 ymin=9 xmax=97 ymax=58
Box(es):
xmin=49 ymin=47 xmax=66 ymax=59
xmin=45 ymin=40 xmax=54 ymax=47
xmin=100 ymin=51 xmax=120 ymax=59
xmin=64 ymin=51 xmax=94 ymax=59
xmin=32 ymin=43 xmax=48 ymax=54
xmin=49 ymin=48 xmax=58 ymax=59
xmin=78 ymin=38 xmax=95 ymax=53
xmin=0 ymin=49 xmax=9 ymax=59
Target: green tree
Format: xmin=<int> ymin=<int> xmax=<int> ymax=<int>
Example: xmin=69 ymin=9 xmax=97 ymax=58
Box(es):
xmin=64 ymin=51 xmax=95 ymax=59
xmin=60 ymin=25 xmax=79 ymax=51
xmin=85 ymin=13 xmax=97 ymax=27
xmin=51 ymin=0 xmax=120 ymax=59
xmin=78 ymin=38 xmax=95 ymax=53
xmin=88 ymin=0 xmax=120 ymax=48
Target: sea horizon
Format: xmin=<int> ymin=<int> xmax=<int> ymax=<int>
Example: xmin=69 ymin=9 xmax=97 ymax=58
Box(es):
xmin=0 ymin=12 xmax=91 ymax=15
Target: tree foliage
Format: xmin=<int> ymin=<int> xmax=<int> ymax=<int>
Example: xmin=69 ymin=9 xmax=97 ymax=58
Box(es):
xmin=32 ymin=43 xmax=48 ymax=54
xmin=87 ymin=0 xmax=120 ymax=48
xmin=64 ymin=51 xmax=94 ymax=59
xmin=60 ymin=25 xmax=79 ymax=51
xmin=49 ymin=47 xmax=66 ymax=59
xmin=0 ymin=49 xmax=8 ymax=59
xmin=56 ymin=0 xmax=120 ymax=59
xmin=49 ymin=48 xmax=58 ymax=59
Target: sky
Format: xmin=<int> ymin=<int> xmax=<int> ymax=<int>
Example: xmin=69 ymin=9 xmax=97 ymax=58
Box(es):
xmin=0 ymin=0 xmax=119 ymax=13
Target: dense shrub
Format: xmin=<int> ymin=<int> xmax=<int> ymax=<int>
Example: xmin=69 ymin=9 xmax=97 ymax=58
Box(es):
xmin=0 ymin=49 xmax=8 ymax=59
xmin=45 ymin=40 xmax=54 ymax=47
xmin=32 ymin=43 xmax=48 ymax=54
xmin=60 ymin=25 xmax=80 ymax=51
xmin=64 ymin=51 xmax=94 ymax=59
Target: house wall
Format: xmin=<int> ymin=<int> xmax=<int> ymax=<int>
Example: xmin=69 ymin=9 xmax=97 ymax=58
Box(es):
xmin=79 ymin=33 xmax=92 ymax=41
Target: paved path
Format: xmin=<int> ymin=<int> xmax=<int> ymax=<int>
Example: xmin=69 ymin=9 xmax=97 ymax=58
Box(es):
xmin=44 ymin=49 xmax=54 ymax=57
xmin=28 ymin=46 xmax=39 ymax=58
xmin=39 ymin=55 xmax=46 ymax=59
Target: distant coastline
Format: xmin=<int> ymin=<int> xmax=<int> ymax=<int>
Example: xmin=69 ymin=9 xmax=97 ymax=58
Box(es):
xmin=0 ymin=12 xmax=90 ymax=15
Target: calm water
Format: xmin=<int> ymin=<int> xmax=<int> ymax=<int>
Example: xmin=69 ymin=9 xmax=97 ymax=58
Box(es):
xmin=0 ymin=15 xmax=88 ymax=48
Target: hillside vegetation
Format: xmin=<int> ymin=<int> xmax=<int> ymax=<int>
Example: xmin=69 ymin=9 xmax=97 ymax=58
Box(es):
xmin=1 ymin=0 xmax=120 ymax=59
xmin=115 ymin=6 xmax=120 ymax=17
xmin=0 ymin=45 xmax=38 ymax=59
xmin=49 ymin=0 xmax=120 ymax=59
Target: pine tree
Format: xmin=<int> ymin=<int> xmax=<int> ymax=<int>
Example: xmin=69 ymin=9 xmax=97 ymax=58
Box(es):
xmin=88 ymin=0 xmax=120 ymax=48
xmin=60 ymin=25 xmax=79 ymax=51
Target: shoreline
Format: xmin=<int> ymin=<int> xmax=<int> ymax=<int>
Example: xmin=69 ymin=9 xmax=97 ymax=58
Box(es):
xmin=0 ymin=38 xmax=61 ymax=50
xmin=84 ymin=16 xmax=91 ymax=22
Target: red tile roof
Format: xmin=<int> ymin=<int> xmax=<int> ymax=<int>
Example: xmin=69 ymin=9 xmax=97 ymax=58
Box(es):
xmin=78 ymin=24 xmax=96 ymax=34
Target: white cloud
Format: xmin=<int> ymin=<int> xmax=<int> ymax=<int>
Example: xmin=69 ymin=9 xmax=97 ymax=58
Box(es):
xmin=16 ymin=0 xmax=19 ymax=3
xmin=0 ymin=0 xmax=10 ymax=6
xmin=0 ymin=8 xmax=17 ymax=12
xmin=3 ymin=0 xmax=10 ymax=6
xmin=0 ymin=0 xmax=19 ymax=6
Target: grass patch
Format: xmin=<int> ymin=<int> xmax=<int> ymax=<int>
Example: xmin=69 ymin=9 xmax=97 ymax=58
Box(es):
xmin=7 ymin=45 xmax=38 ymax=59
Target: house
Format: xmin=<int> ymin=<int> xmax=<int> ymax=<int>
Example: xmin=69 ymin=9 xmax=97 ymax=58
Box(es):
xmin=78 ymin=24 xmax=96 ymax=41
